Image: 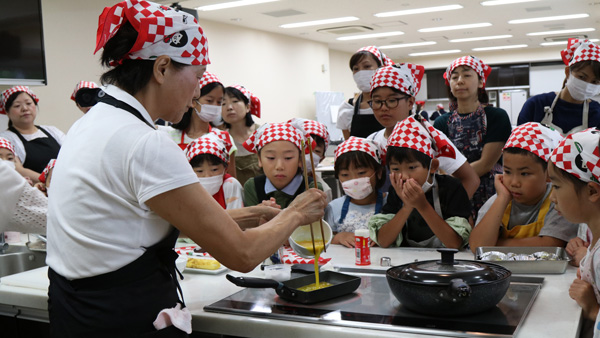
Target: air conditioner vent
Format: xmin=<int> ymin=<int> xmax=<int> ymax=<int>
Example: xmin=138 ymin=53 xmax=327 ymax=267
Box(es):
xmin=544 ymin=35 xmax=588 ymax=42
xmin=262 ymin=9 xmax=305 ymax=17
xmin=316 ymin=25 xmax=373 ymax=35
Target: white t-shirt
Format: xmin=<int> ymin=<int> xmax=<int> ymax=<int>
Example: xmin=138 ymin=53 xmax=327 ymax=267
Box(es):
xmin=46 ymin=85 xmax=199 ymax=279
xmin=0 ymin=160 xmax=47 ymax=234
xmin=367 ymin=127 xmax=467 ymax=175
xmin=223 ymin=176 xmax=243 ymax=209
xmin=336 ymin=101 xmax=374 ymax=131
xmin=0 ymin=125 xmax=65 ymax=164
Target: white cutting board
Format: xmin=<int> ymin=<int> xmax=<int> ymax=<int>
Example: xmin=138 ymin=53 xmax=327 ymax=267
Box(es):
xmin=0 ymin=266 xmax=49 ymax=290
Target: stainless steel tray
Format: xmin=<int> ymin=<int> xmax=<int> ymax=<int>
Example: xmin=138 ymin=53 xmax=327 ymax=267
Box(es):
xmin=474 ymin=246 xmax=570 ymax=274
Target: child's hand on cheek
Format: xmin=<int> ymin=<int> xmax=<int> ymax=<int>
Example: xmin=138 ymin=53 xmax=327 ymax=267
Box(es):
xmin=390 ymin=172 xmax=405 ymax=198
xmin=494 ymin=174 xmax=512 ymax=202
xmin=401 ymin=178 xmax=428 ymax=210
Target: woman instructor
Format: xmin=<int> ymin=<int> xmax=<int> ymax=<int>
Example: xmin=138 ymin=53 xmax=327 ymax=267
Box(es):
xmin=45 ymin=2 xmax=326 ymax=337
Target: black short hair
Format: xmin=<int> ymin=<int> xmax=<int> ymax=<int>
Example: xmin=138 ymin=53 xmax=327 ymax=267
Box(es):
xmin=503 ymin=147 xmax=547 ymax=171
xmin=549 ymin=161 xmax=588 ymax=195
xmin=386 ymin=146 xmax=432 ymax=169
xmin=5 ymin=91 xmax=38 ymax=128
xmin=99 ymin=20 xmax=186 ymax=96
xmin=349 ymin=51 xmax=382 ymax=70
xmin=189 ymin=153 xmax=227 ymax=168
xmin=172 ymin=82 xmax=225 ymax=131
xmin=223 ymin=86 xmax=254 ymax=128
xmin=311 ymin=135 xmax=326 ymax=151
xmin=334 ymin=151 xmax=385 ymax=190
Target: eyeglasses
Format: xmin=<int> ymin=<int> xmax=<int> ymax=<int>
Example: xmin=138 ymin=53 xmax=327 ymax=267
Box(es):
xmin=368 ymin=96 xmax=410 ymax=110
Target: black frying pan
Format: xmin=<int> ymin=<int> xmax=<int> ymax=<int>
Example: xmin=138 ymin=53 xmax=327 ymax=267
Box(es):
xmin=226 ymin=271 xmax=361 ymax=304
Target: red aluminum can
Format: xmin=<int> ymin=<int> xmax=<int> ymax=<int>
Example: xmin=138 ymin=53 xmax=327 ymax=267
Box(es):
xmin=355 ymin=229 xmax=371 ymax=265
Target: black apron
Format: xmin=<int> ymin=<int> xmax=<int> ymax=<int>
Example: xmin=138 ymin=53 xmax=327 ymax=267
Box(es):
xmin=48 ymin=91 xmax=188 ymax=338
xmin=8 ymin=125 xmax=60 ymax=173
xmin=349 ymin=94 xmax=383 ymax=138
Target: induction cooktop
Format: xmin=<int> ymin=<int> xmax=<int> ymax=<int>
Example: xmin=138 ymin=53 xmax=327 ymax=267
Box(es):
xmin=204 ymin=269 xmax=543 ymax=338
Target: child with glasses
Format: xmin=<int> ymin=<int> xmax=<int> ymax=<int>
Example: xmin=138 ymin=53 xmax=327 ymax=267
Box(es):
xmin=367 ymin=63 xmax=480 ymax=199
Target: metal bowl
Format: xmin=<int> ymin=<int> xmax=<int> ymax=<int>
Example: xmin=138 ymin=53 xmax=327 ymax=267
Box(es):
xmin=289 ymin=220 xmax=332 ymax=259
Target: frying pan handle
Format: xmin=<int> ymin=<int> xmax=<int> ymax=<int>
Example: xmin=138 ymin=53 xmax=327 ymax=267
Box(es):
xmin=226 ymin=274 xmax=283 ymax=289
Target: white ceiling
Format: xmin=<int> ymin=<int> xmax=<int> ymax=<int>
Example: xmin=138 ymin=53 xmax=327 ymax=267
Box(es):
xmin=169 ymin=0 xmax=599 ymax=62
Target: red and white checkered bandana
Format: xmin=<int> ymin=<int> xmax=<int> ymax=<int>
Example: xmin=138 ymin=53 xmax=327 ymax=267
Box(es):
xmin=0 ymin=86 xmax=39 ymax=115
xmin=0 ymin=137 xmax=15 ymax=155
xmin=95 ymin=0 xmax=210 ymax=66
xmin=370 ymin=63 xmax=425 ymax=96
xmin=444 ymin=55 xmax=492 ymax=87
xmin=185 ymin=130 xmax=232 ymax=164
xmin=357 ymin=46 xmax=394 ymax=67
xmin=561 ymin=38 xmax=600 ymax=66
xmin=242 ymin=123 xmax=305 ymax=153
xmin=388 ymin=116 xmax=457 ymax=159
xmin=70 ymin=81 xmax=99 ymax=101
xmin=287 ymin=118 xmax=330 ymax=151
xmin=504 ymin=122 xmax=563 ymax=162
xmin=38 ymin=159 xmax=57 ymax=184
xmin=231 ymin=85 xmax=260 ymax=118
xmin=199 ymin=71 xmax=221 ymax=90
xmin=550 ymin=128 xmax=600 ymax=183
xmin=334 ymin=137 xmax=383 ymax=164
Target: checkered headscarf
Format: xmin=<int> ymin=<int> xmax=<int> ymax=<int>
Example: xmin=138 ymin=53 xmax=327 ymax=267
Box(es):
xmin=38 ymin=159 xmax=57 ymax=184
xmin=334 ymin=137 xmax=383 ymax=164
xmin=370 ymin=63 xmax=425 ymax=97
xmin=186 ymin=130 xmax=232 ymax=164
xmin=71 ymin=81 xmax=99 ymax=101
xmin=561 ymin=38 xmax=600 ymax=66
xmin=199 ymin=71 xmax=221 ymax=90
xmin=0 ymin=137 xmax=15 ymax=155
xmin=230 ymin=85 xmax=260 ymax=118
xmin=504 ymin=122 xmax=563 ymax=162
xmin=356 ymin=46 xmax=394 ymax=67
xmin=95 ymin=0 xmax=210 ymax=66
xmin=0 ymin=86 xmax=39 ymax=115
xmin=287 ymin=118 xmax=330 ymax=151
xmin=242 ymin=123 xmax=306 ymax=153
xmin=444 ymin=55 xmax=492 ymax=87
xmin=550 ymin=128 xmax=600 ymax=183
xmin=388 ymin=116 xmax=456 ymax=159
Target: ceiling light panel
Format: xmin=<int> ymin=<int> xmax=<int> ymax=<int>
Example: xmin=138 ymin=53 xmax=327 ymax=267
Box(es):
xmin=197 ymin=0 xmax=279 ymax=11
xmin=472 ymin=44 xmax=528 ymax=51
xmin=374 ymin=5 xmax=463 ymax=18
xmin=418 ymin=23 xmax=492 ymax=33
xmin=480 ymin=0 xmax=539 ymax=6
xmin=409 ymin=49 xmax=461 ymax=56
xmin=449 ymin=35 xmax=512 ymax=42
xmin=280 ymin=16 xmax=359 ymax=29
xmin=379 ymin=41 xmax=437 ymax=49
xmin=337 ymin=31 xmax=405 ymax=41
xmin=508 ymin=14 xmax=589 ymax=24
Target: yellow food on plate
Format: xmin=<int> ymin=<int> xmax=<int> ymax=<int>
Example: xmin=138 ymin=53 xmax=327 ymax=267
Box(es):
xmin=186 ymin=257 xmax=221 ymax=270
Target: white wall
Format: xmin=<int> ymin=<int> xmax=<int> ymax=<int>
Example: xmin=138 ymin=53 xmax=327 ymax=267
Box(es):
xmin=530 ymin=64 xmax=567 ymax=96
xmin=328 ymin=49 xmax=355 ymax=100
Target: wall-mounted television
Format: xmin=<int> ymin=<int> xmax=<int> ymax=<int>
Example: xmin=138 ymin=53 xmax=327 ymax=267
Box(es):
xmin=0 ymin=0 xmax=47 ymax=85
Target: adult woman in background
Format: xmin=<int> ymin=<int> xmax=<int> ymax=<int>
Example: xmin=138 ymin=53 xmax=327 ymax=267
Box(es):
xmin=46 ymin=2 xmax=326 ymax=337
xmin=0 ymin=86 xmax=65 ymax=182
xmin=222 ymin=85 xmax=262 ymax=185
xmin=517 ymin=39 xmax=600 ymax=135
xmin=159 ymin=71 xmax=237 ymax=177
xmin=336 ymin=46 xmax=394 ymax=139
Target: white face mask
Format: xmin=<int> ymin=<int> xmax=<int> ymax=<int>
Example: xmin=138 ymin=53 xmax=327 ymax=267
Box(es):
xmin=195 ymin=104 xmax=222 ymax=122
xmin=341 ymin=175 xmax=374 ymax=200
xmin=198 ymin=175 xmax=223 ymax=195
xmin=421 ymin=160 xmax=434 ymax=193
xmin=353 ymin=70 xmax=376 ymax=93
xmin=304 ymin=153 xmax=321 ymax=167
xmin=1 ymin=159 xmax=16 ymax=170
xmin=566 ymin=75 xmax=600 ymax=101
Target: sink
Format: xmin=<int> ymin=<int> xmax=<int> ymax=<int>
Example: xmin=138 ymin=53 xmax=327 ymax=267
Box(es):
xmin=0 ymin=245 xmax=46 ymax=278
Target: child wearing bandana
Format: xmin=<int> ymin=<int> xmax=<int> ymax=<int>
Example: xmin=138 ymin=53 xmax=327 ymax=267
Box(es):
xmin=547 ymin=128 xmax=600 ymax=338
xmin=185 ymin=130 xmax=243 ymax=210
xmin=368 ymin=116 xmax=472 ymax=249
xmin=470 ymin=123 xmax=578 ymax=252
xmin=242 ymin=122 xmax=322 ymax=208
